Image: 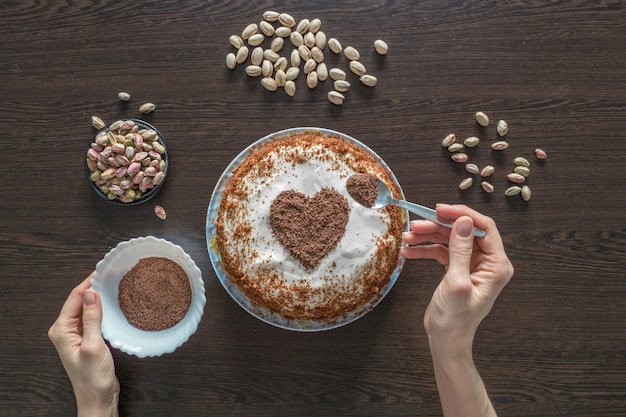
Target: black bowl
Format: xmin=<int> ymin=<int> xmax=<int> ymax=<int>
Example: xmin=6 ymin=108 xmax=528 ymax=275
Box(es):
xmin=85 ymin=119 xmax=169 ymax=205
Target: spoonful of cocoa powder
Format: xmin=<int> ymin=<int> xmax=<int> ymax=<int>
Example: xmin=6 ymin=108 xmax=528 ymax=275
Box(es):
xmin=346 ymin=173 xmax=486 ymax=237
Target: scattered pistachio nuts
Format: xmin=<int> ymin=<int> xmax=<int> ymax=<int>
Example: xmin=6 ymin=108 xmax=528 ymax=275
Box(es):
xmin=514 ymin=156 xmax=531 ymax=167
xmin=463 ymin=136 xmax=480 ymax=147
xmin=448 ymin=143 xmax=465 ymax=153
xmin=505 ymin=186 xmax=522 ymax=196
xmin=344 ymin=46 xmax=360 ymax=61
xmin=91 ymin=116 xmax=105 ymax=130
xmin=514 ymin=166 xmax=530 ymax=177
xmin=374 ymin=39 xmax=388 ymax=55
xmin=480 ymin=165 xmax=495 ymax=177
xmin=521 ymin=185 xmax=531 ymax=201
xmin=491 ymin=141 xmax=509 ymax=150
xmin=475 ymin=111 xmax=490 ymax=127
xmin=139 ymin=103 xmax=155 ymax=114
xmin=154 ymin=205 xmax=167 ymax=220
xmin=442 ymin=133 xmax=456 ymax=148
xmin=226 ymin=12 xmax=389 ymax=105
xmin=507 ymin=173 xmax=526 ymax=184
xmin=535 ymin=148 xmax=547 ymax=159
xmin=360 ymin=74 xmax=377 ymax=87
xmin=497 ymin=119 xmax=509 ymax=136
xmin=328 ymin=91 xmax=345 ymax=105
xmin=451 ymin=153 xmax=469 ymax=163
xmin=465 ymin=163 xmax=480 ymax=175
xmin=481 ymin=181 xmax=495 ymax=193
xmin=118 ymin=92 xmax=131 ymax=102
xmin=459 ymin=177 xmax=473 ymax=190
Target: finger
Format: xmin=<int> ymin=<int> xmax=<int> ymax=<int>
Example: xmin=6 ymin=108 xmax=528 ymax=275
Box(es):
xmin=401 ymin=244 xmax=449 ymax=265
xmin=409 ymin=219 xmax=442 ymax=234
xmin=446 ymin=216 xmax=475 ymax=287
xmin=402 ymin=231 xmax=449 ymax=246
xmin=436 ymin=204 xmax=505 ymax=252
xmin=80 ymin=289 xmax=104 ymax=356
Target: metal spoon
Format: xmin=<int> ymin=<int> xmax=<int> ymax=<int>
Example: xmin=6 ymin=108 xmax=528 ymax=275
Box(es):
xmin=368 ymin=178 xmax=486 ymax=237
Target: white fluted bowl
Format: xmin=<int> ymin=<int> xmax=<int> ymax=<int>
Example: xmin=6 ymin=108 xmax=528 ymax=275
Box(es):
xmin=91 ymin=236 xmax=205 ymax=357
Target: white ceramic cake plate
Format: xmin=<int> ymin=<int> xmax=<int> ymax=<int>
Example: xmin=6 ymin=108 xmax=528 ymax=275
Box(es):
xmin=91 ymin=236 xmax=206 ymax=357
xmin=206 ymin=127 xmax=408 ymax=332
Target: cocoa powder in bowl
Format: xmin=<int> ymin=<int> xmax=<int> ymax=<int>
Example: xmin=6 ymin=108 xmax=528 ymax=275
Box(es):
xmin=346 ymin=173 xmax=379 ymax=208
xmin=118 ymin=257 xmax=191 ymax=331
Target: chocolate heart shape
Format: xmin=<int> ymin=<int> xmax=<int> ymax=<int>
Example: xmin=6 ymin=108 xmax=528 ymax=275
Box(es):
xmin=269 ymin=188 xmax=350 ymax=269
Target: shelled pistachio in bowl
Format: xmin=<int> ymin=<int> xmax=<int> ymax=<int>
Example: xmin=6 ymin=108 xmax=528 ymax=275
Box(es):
xmin=85 ymin=119 xmax=169 ymax=205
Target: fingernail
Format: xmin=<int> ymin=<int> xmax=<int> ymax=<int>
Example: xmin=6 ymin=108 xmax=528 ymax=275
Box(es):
xmin=84 ymin=290 xmax=96 ymax=306
xmin=457 ymin=217 xmax=473 ymax=238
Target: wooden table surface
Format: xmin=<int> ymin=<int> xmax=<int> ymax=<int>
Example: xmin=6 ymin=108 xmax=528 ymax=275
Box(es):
xmin=1 ymin=1 xmax=625 ymax=416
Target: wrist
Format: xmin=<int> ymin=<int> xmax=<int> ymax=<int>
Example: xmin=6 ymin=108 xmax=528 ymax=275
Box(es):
xmin=77 ymin=393 xmax=119 ymax=417
xmin=427 ymin=325 xmax=476 ymax=363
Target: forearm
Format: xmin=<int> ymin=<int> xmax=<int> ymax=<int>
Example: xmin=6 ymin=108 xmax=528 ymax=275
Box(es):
xmin=429 ymin=339 xmax=496 ymax=417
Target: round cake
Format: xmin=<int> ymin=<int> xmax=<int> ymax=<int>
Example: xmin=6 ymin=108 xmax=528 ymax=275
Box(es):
xmin=118 ymin=257 xmax=192 ymax=331
xmin=213 ymin=130 xmax=406 ymax=326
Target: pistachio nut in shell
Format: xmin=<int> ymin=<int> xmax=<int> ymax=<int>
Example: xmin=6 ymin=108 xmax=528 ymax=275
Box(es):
xmin=521 ymin=185 xmax=532 ymax=201
xmin=459 ymin=177 xmax=473 ymax=190
xmin=475 ymin=111 xmax=489 ymax=126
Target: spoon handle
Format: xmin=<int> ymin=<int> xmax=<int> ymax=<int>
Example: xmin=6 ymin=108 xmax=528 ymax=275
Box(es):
xmin=391 ymin=198 xmax=486 ymax=237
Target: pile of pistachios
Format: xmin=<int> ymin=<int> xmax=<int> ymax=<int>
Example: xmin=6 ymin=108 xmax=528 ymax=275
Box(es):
xmin=442 ymin=111 xmax=547 ymax=201
xmin=226 ymin=11 xmax=388 ymax=105
xmin=87 ymin=117 xmax=167 ymax=204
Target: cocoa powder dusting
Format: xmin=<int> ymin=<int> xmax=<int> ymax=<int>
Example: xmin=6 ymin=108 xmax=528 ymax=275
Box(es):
xmin=118 ymin=257 xmax=191 ymax=331
xmin=269 ymin=187 xmax=350 ymax=269
xmin=346 ymin=173 xmax=379 ymax=208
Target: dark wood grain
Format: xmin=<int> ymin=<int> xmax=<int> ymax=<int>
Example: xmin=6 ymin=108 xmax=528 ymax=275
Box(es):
xmin=2 ymin=0 xmax=626 ymax=416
